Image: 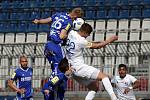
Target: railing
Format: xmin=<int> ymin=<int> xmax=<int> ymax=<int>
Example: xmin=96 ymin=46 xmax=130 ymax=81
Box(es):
xmin=0 ymin=41 xmax=150 ymax=99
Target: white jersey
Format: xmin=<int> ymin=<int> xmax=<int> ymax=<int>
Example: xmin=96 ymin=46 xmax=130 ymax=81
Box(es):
xmin=66 ymin=30 xmax=90 ymax=70
xmin=111 ymin=74 xmax=137 ymax=100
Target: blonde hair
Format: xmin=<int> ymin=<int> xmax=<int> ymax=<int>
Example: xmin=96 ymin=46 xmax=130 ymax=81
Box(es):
xmin=71 ymin=7 xmax=84 ymax=18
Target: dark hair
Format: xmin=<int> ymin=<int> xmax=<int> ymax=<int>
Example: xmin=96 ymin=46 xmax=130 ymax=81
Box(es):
xmin=58 ymin=57 xmax=69 ymax=73
xmin=80 ymin=23 xmax=93 ymax=35
xmin=118 ymin=64 xmax=127 ymax=70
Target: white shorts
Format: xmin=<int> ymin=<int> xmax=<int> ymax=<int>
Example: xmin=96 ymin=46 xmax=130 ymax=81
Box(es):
xmin=72 ymin=64 xmax=100 ymax=86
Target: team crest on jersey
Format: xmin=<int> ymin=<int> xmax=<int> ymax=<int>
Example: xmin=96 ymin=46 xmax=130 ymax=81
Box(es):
xmin=51 ymin=76 xmax=59 ymax=85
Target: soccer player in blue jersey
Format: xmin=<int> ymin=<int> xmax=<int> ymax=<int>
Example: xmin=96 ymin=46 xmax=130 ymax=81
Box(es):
xmin=42 ymin=57 xmax=71 ymax=100
xmin=33 ymin=7 xmax=83 ymax=69
xmin=8 ymin=55 xmax=33 ymax=100
xmin=33 ymin=7 xmax=83 ymax=99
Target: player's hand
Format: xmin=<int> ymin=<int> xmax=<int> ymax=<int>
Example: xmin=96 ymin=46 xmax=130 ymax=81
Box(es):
xmin=17 ymin=88 xmax=26 ymax=94
xmin=44 ymin=90 xmax=50 ymax=95
xmin=110 ymin=35 xmax=118 ymax=41
xmin=123 ymin=88 xmax=130 ymax=94
xmin=33 ymin=19 xmax=39 ymax=24
xmin=65 ymin=67 xmax=74 ymax=76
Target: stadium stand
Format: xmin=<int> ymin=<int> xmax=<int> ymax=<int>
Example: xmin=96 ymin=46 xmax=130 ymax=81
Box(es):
xmin=0 ymin=0 xmax=150 ymax=99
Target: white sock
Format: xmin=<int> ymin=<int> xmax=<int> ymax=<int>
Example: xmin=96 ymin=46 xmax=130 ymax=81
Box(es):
xmin=85 ymin=91 xmax=96 ymax=100
xmin=102 ymin=77 xmax=117 ymax=100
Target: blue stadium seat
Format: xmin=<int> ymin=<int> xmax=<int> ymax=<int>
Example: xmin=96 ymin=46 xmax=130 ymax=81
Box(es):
xmin=11 ymin=0 xmax=22 ymax=8
xmin=85 ymin=10 xmax=95 ymax=20
xmin=96 ymin=10 xmax=107 ymax=19
xmin=0 ymin=23 xmax=8 ymax=32
xmin=97 ymin=0 xmax=105 ymax=6
xmin=143 ymin=9 xmax=150 ymax=18
xmin=19 ymin=12 xmax=30 ymax=20
xmin=129 ymin=0 xmax=142 ymax=5
xmin=0 ymin=23 xmax=4 ymax=32
xmin=53 ymin=0 xmax=63 ymax=7
xmin=41 ymin=11 xmax=51 ymax=18
xmin=74 ymin=0 xmax=85 ymax=6
xmin=28 ymin=23 xmax=38 ymax=32
xmin=30 ymin=11 xmax=41 ymax=20
xmin=43 ymin=0 xmax=51 ymax=7
xmin=130 ymin=9 xmax=141 ymax=18
xmin=0 ymin=12 xmax=9 ymax=20
xmin=1 ymin=1 xmax=10 ymax=9
xmin=18 ymin=23 xmax=28 ymax=32
xmin=105 ymin=0 xmax=118 ymax=6
xmin=10 ymin=12 xmax=20 ymax=20
xmin=39 ymin=24 xmax=50 ymax=32
xmin=119 ymin=9 xmax=129 ymax=19
xmin=9 ymin=23 xmax=17 ymax=32
xmin=107 ymin=9 xmax=119 ymax=19
xmin=30 ymin=0 xmax=41 ymax=8
xmin=64 ymin=0 xmax=73 ymax=7
xmin=118 ymin=0 xmax=129 ymax=5
xmin=86 ymin=0 xmax=97 ymax=6
xmin=22 ymin=0 xmax=31 ymax=8
xmin=143 ymin=0 xmax=150 ymax=4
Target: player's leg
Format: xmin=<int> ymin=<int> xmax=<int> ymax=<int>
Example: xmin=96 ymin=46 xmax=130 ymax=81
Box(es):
xmin=72 ymin=74 xmax=98 ymax=100
xmin=73 ymin=65 xmax=118 ymax=100
xmin=96 ymin=72 xmax=118 ymax=100
xmin=44 ymin=41 xmax=64 ymax=69
xmin=48 ymin=92 xmax=54 ymax=100
xmin=85 ymin=81 xmax=99 ymax=100
xmin=57 ymin=86 xmax=65 ymax=100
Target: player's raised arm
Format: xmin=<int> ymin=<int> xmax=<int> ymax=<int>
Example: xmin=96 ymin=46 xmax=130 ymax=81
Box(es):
xmin=89 ymin=35 xmax=118 ymax=49
xmin=32 ymin=17 xmax=52 ymax=24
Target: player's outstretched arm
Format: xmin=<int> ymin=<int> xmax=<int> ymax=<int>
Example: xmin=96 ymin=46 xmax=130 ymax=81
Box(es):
xmin=7 ymin=79 xmax=25 ymax=94
xmin=32 ymin=17 xmax=52 ymax=24
xmin=90 ymin=35 xmax=118 ymax=49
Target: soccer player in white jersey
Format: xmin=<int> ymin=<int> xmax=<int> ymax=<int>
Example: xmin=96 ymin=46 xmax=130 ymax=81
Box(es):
xmin=111 ymin=64 xmax=139 ymax=100
xmin=66 ymin=22 xmax=118 ymax=100
xmin=72 ymin=18 xmax=99 ymax=100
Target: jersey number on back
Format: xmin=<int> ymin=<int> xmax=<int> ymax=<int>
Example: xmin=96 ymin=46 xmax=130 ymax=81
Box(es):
xmin=51 ymin=17 xmax=64 ymax=29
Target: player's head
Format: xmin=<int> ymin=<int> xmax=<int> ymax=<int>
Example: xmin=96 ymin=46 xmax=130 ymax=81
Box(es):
xmin=19 ymin=55 xmax=28 ymax=70
xmin=58 ymin=57 xmax=69 ymax=73
xmin=118 ymin=64 xmax=127 ymax=78
xmin=69 ymin=7 xmax=84 ymax=20
xmin=79 ymin=23 xmax=93 ymax=38
xmin=73 ymin=18 xmax=84 ymax=31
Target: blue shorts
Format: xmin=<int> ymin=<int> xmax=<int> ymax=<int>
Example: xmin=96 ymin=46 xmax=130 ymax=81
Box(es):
xmin=44 ymin=41 xmax=64 ymax=69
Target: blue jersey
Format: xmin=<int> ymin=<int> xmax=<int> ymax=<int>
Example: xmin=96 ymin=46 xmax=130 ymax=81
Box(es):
xmin=42 ymin=69 xmax=67 ymax=92
xmin=48 ymin=12 xmax=72 ymax=44
xmin=11 ymin=67 xmax=33 ymax=99
xmin=42 ymin=69 xmax=67 ymax=100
